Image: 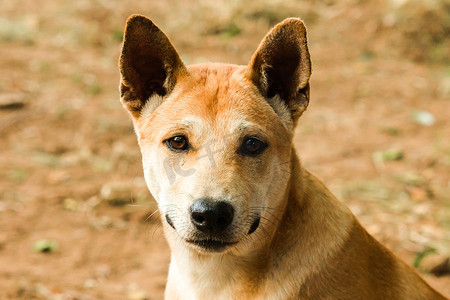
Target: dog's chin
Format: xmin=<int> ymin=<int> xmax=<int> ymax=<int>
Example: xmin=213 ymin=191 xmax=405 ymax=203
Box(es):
xmin=184 ymin=239 xmax=238 ymax=253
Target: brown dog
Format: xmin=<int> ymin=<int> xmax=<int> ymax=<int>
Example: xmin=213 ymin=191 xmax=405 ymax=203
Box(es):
xmin=119 ymin=15 xmax=447 ymax=300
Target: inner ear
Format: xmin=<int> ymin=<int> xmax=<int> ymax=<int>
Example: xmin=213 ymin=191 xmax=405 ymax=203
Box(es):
xmin=249 ymin=18 xmax=311 ymax=123
xmin=264 ymin=51 xmax=301 ymax=100
xmin=119 ymin=15 xmax=187 ymax=119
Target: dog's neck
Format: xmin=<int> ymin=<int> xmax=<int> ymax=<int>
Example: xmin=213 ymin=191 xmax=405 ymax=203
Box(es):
xmin=167 ymin=148 xmax=355 ymax=299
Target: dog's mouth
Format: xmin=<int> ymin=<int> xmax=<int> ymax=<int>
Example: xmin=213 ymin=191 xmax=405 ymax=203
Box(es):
xmin=185 ymin=239 xmax=238 ymax=252
xmin=167 ymin=213 xmax=261 ymax=252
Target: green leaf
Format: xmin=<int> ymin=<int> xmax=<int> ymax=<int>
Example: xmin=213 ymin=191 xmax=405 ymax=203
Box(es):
xmin=373 ymin=149 xmax=404 ymax=163
xmin=413 ymin=247 xmax=436 ymax=268
xmin=33 ymin=239 xmax=59 ymax=253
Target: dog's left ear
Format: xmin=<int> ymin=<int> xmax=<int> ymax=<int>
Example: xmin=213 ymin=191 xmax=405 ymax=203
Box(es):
xmin=248 ymin=18 xmax=311 ymax=123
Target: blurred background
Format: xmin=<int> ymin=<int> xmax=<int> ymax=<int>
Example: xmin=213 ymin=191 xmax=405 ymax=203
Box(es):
xmin=0 ymin=0 xmax=449 ymax=299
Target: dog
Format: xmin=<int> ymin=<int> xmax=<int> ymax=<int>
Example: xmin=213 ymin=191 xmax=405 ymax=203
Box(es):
xmin=118 ymin=15 xmax=447 ymax=300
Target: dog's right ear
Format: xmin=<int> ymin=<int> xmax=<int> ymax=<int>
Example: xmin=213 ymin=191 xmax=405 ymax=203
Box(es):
xmin=119 ymin=15 xmax=187 ymax=119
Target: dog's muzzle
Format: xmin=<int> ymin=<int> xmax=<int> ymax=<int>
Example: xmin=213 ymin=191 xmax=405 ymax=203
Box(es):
xmin=165 ymin=198 xmax=261 ymax=252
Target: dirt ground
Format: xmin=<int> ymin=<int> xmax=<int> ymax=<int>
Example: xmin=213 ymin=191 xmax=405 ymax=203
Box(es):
xmin=0 ymin=0 xmax=449 ymax=299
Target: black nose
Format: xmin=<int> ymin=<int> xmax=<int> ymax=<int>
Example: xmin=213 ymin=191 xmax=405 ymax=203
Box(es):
xmin=190 ymin=199 xmax=234 ymax=234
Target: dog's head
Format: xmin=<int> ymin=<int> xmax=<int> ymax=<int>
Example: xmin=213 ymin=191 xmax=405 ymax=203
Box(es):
xmin=119 ymin=16 xmax=311 ymax=254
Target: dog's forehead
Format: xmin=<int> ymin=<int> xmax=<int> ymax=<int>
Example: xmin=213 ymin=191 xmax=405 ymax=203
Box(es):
xmin=182 ymin=63 xmax=259 ymax=110
xmin=140 ymin=63 xmax=288 ymax=138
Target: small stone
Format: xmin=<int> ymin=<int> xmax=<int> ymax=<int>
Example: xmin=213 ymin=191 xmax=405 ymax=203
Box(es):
xmin=0 ymin=93 xmax=26 ymax=109
xmin=411 ymin=110 xmax=435 ymax=126
xmin=418 ymin=253 xmax=450 ymax=276
xmin=128 ymin=283 xmax=149 ymax=300
xmin=63 ymin=198 xmax=78 ymax=211
xmin=100 ymin=183 xmax=131 ymax=207
xmin=84 ymin=278 xmax=97 ymax=289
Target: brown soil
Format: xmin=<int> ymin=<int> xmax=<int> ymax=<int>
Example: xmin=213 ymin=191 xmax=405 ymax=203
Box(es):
xmin=0 ymin=0 xmax=449 ymax=299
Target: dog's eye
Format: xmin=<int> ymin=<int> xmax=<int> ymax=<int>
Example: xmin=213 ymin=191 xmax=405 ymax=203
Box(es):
xmin=240 ymin=137 xmax=267 ymax=155
xmin=166 ymin=136 xmax=189 ymax=151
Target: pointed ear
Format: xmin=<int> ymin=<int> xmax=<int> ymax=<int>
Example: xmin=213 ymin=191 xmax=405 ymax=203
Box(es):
xmin=119 ymin=15 xmax=187 ymax=119
xmin=248 ymin=18 xmax=311 ymax=123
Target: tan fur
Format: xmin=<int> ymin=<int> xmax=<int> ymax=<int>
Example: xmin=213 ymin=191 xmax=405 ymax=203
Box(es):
xmin=119 ymin=15 xmax=447 ymax=300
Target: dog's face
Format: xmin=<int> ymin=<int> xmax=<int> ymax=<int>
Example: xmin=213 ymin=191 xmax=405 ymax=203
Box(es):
xmin=119 ymin=16 xmax=311 ymax=253
xmin=137 ymin=66 xmax=294 ymax=253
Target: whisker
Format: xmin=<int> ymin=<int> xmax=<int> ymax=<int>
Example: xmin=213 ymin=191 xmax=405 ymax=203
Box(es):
xmin=144 ymin=208 xmax=160 ymax=223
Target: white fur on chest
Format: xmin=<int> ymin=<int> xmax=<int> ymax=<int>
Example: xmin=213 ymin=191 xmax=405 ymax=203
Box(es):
xmin=167 ymin=253 xmax=241 ymax=299
xmin=166 ymin=249 xmax=296 ymax=300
